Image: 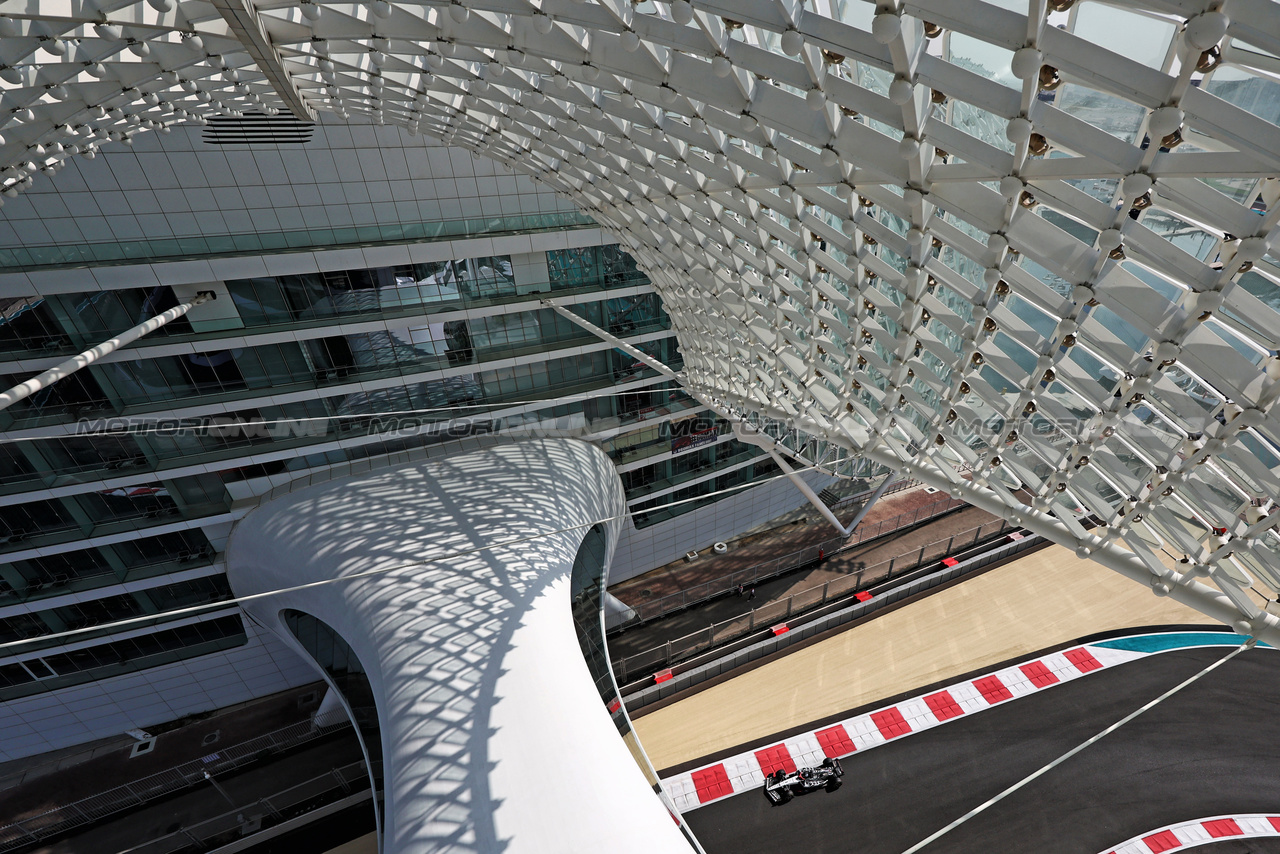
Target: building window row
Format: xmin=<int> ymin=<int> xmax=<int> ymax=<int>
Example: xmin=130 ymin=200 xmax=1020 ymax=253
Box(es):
xmin=0 ymin=474 xmax=232 ymax=556
xmin=1 ymin=370 xmax=686 ymax=503
xmin=0 ymin=345 xmax=693 ymax=567
xmin=0 ymin=343 xmax=682 ymax=519
xmin=622 ymin=439 xmax=759 ymax=499
xmin=0 ymin=297 xmax=671 ymax=430
xmin=230 ymin=245 xmax=645 ymax=330
xmin=629 ymin=455 xmax=778 ymax=529
xmin=0 ymin=614 xmax=246 ymax=702
xmin=0 ymin=529 xmax=216 ymax=607
xmin=0 ymin=208 xmax=598 ymax=275
xmin=0 ymin=574 xmax=234 ymax=649
xmin=0 ymin=246 xmax=646 ymax=360
xmin=0 ymin=288 xmax=193 ymax=357
xmin=0 ymin=358 xmax=690 ymax=563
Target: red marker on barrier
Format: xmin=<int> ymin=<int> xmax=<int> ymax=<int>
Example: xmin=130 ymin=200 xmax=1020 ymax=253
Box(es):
xmin=654 ymin=668 xmax=674 ymax=684
xmin=771 ymin=624 xmax=789 ymax=636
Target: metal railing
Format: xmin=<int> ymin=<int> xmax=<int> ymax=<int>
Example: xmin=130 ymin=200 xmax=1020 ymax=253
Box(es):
xmin=0 ymin=709 xmax=355 ymax=852
xmin=820 ymin=472 xmax=916 ymax=509
xmin=116 ymin=760 xmax=375 ymax=854
xmin=622 ymin=531 xmax=1046 ymax=709
xmin=615 ymin=491 xmax=968 ymax=626
xmin=611 ymin=516 xmax=1015 ymax=684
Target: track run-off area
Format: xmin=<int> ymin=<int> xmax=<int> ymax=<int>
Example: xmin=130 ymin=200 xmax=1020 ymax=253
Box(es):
xmin=671 ymin=633 xmax=1280 ymax=854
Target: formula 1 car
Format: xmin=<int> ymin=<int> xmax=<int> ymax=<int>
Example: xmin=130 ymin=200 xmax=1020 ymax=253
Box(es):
xmin=763 ymin=757 xmax=843 ymax=804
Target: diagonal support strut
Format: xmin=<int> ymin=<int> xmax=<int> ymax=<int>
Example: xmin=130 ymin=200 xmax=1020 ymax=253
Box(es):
xmin=208 ymin=0 xmax=316 ymax=121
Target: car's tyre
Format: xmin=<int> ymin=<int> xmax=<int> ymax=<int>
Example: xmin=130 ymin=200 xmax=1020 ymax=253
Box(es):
xmin=826 ymin=776 xmax=843 ymax=793
xmin=776 ymin=785 xmax=794 ymax=804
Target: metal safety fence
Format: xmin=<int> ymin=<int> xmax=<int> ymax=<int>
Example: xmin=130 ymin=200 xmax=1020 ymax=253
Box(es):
xmin=0 ymin=708 xmax=354 ymax=852
xmin=612 ymin=516 xmax=1015 ymax=685
xmin=617 ymin=491 xmax=969 ymax=626
xmin=622 ymin=532 xmax=1047 ymax=709
xmin=116 ymin=760 xmax=375 ymax=854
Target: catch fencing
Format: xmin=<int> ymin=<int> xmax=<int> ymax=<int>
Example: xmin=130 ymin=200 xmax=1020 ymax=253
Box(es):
xmin=612 ymin=516 xmax=1015 ymax=685
xmin=620 ymin=491 xmax=969 ymax=626
xmin=622 ymin=531 xmax=1047 ymax=709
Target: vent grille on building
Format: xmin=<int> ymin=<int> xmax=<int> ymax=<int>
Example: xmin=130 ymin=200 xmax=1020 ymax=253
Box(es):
xmin=202 ymin=113 xmax=314 ymax=145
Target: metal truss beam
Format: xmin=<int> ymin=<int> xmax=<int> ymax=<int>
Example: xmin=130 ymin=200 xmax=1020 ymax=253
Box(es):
xmin=208 ymin=0 xmax=316 ymax=121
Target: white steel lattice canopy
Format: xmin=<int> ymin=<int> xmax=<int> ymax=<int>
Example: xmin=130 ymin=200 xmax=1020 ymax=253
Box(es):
xmin=4 ymin=0 xmax=1280 ymax=637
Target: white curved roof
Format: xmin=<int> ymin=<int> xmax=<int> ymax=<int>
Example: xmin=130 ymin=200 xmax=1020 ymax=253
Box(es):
xmin=4 ymin=2 xmax=1280 ymax=635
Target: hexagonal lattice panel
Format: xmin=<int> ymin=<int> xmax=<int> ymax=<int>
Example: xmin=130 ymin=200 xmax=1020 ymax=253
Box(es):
xmin=3 ymin=0 xmax=1280 ymax=634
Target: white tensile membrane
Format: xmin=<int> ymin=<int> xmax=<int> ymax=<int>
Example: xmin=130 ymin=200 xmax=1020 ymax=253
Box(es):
xmin=2 ymin=0 xmax=1280 ymax=639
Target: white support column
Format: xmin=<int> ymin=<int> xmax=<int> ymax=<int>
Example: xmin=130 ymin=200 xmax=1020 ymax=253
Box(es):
xmin=548 ymin=299 xmax=856 ymax=538
xmin=0 ymin=292 xmax=213 ymax=414
xmin=844 ymin=472 xmax=899 ymax=533
xmin=226 ymin=440 xmax=692 ymax=854
xmin=731 ymin=422 xmax=851 ymax=538
xmin=542 ymin=300 xmax=680 ymax=381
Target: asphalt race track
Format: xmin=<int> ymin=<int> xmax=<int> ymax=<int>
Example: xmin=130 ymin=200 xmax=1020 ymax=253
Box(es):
xmin=685 ymin=647 xmax=1280 ymax=854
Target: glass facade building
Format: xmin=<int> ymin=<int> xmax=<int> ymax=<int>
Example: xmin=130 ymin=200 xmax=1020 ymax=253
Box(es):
xmin=0 ymin=237 xmax=789 ymax=724
xmin=0 ymin=123 xmax=833 ymax=764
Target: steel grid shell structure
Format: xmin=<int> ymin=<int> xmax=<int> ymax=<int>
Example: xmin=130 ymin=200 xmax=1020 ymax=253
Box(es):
xmin=2 ymin=1 xmax=1280 ymax=640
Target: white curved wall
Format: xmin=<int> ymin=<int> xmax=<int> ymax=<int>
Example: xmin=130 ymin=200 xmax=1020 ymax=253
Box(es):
xmin=226 ymin=438 xmax=689 ymax=854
